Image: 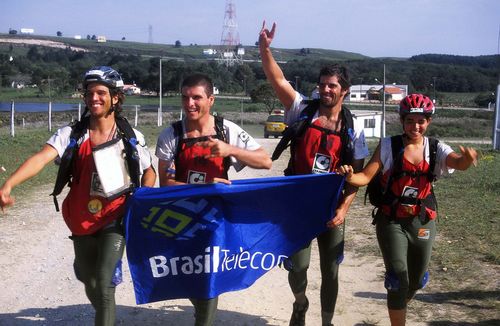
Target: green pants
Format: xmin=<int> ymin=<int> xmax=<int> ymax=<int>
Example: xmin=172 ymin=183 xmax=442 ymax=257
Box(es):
xmin=288 ymin=224 xmax=345 ymax=314
xmin=190 ymin=297 xmax=218 ymax=326
xmin=376 ymin=214 xmax=436 ymax=310
xmin=72 ymin=224 xmax=125 ymax=326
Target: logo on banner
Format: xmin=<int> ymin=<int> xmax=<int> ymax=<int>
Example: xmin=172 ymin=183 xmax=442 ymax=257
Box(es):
xmin=149 ymin=246 xmax=288 ymax=278
xmin=141 ymin=198 xmax=222 ymax=239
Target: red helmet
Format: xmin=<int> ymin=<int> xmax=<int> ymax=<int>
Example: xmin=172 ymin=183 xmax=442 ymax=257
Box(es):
xmin=399 ymin=94 xmax=435 ymax=116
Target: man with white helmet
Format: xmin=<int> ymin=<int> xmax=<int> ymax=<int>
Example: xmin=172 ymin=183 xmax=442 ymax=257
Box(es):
xmin=0 ymin=66 xmax=156 ymax=326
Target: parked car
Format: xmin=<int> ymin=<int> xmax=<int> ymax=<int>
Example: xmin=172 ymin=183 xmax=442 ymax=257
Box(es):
xmin=264 ymin=111 xmax=286 ymax=138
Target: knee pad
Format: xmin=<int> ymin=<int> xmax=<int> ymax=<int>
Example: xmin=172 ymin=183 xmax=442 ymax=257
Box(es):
xmin=384 ymin=270 xmax=401 ymax=292
xmin=336 ymin=253 xmax=344 ymax=265
xmin=111 ymin=259 xmax=123 ymax=286
xmin=419 ymin=271 xmax=429 ymax=289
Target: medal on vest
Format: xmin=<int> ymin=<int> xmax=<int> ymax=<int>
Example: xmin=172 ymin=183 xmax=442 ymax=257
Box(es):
xmin=312 ymin=153 xmax=332 ymax=174
xmin=88 ymin=198 xmax=103 ymax=214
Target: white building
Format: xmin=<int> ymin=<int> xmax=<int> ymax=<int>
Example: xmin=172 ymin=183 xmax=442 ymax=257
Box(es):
xmin=349 ymin=84 xmax=408 ymax=103
xmin=20 ymin=28 xmax=34 ymax=34
xmin=124 ymin=84 xmax=141 ymax=95
xmin=203 ymin=48 xmax=217 ymax=56
xmin=353 ymin=110 xmax=383 ymax=138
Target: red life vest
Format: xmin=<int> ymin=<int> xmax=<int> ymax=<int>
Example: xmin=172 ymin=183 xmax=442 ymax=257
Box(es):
xmin=380 ymin=151 xmax=437 ymax=221
xmin=172 ymin=116 xmax=230 ymax=184
xmin=174 ymin=136 xmax=228 ymax=184
xmin=292 ymin=120 xmax=343 ymax=175
xmin=61 ymin=138 xmax=127 ymax=235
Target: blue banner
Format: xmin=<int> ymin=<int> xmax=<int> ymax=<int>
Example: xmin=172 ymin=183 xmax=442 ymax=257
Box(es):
xmin=124 ymin=173 xmax=345 ymax=304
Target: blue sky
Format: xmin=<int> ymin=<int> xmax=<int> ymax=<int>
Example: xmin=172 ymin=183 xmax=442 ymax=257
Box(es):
xmin=1 ymin=0 xmax=499 ymax=58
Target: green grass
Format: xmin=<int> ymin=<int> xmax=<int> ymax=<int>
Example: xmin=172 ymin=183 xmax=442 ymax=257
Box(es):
xmin=383 ymin=109 xmax=494 ymax=139
xmin=0 ymin=128 xmax=58 ymax=196
xmin=432 ymin=147 xmax=500 ymax=270
xmin=439 ymin=92 xmax=481 ymax=107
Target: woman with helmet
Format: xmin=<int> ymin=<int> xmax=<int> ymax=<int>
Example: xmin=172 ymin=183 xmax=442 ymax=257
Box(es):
xmin=0 ymin=66 xmax=156 ymax=325
xmin=337 ymin=93 xmax=477 ymax=326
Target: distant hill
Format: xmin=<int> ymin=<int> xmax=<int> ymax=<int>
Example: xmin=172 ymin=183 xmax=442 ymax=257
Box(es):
xmin=410 ymin=54 xmax=500 ymax=69
xmin=0 ymin=33 xmax=369 ymax=62
xmin=1 ymin=33 xmax=498 ymax=99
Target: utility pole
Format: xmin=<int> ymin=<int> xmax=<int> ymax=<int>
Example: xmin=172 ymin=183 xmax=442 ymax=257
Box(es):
xmin=48 ymin=75 xmax=52 ymax=132
xmin=382 ymin=64 xmax=386 ymax=138
xmin=359 ymin=77 xmax=363 ymax=102
xmin=494 ymin=83 xmax=500 ymax=150
xmin=240 ymin=77 xmax=246 ymax=126
xmin=158 ymin=57 xmax=162 ymax=126
xmin=432 ymin=76 xmax=437 ymax=104
xmin=10 ymin=100 xmax=15 ymax=137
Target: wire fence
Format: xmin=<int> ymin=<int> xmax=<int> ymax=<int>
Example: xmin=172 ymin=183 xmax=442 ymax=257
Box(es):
xmin=0 ymin=101 xmax=271 ymax=138
xmin=0 ymin=101 xmax=184 ymax=137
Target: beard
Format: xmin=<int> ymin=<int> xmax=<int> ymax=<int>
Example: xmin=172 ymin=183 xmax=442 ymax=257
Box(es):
xmin=319 ymin=94 xmax=339 ymax=108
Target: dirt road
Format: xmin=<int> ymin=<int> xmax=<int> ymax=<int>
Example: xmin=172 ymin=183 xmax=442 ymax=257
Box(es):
xmin=0 ymin=138 xmax=426 ymax=326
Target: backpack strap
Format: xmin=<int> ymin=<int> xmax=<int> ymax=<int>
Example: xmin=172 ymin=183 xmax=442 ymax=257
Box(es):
xmin=214 ymin=115 xmax=227 ymax=143
xmin=171 ymin=120 xmax=184 ymax=177
xmin=271 ymin=100 xmax=318 ymax=162
xmin=427 ymin=137 xmax=439 ymax=181
xmin=418 ymin=137 xmax=439 ymax=222
xmin=338 ymin=105 xmax=355 ymax=166
xmin=50 ymin=116 xmax=90 ymax=211
xmin=172 ymin=116 xmax=230 ymax=180
xmin=115 ymin=116 xmax=141 ymax=188
xmin=214 ymin=116 xmax=231 ymax=176
xmin=387 ymin=135 xmax=405 ymax=218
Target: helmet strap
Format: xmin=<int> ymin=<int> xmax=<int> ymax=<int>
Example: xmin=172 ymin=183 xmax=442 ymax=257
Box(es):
xmin=80 ymin=107 xmax=90 ymax=120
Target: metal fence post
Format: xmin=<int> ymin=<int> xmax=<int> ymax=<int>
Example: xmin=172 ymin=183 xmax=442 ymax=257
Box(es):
xmin=493 ymin=84 xmax=500 ymax=150
xmin=135 ymin=105 xmax=139 ymax=127
xmin=48 ymin=101 xmax=52 ymax=132
xmin=157 ymin=107 xmax=162 ymax=127
xmin=10 ymin=100 xmax=15 ymax=137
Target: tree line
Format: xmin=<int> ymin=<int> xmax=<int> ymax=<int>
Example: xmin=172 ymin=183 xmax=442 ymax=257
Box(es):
xmin=0 ymin=44 xmax=498 ymax=105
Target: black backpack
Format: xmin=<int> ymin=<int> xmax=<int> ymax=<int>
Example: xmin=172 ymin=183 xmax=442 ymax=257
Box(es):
xmin=171 ymin=115 xmax=230 ymax=180
xmin=50 ymin=115 xmax=141 ymax=211
xmin=365 ymin=135 xmax=439 ymax=223
xmin=271 ymin=99 xmax=355 ymax=176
